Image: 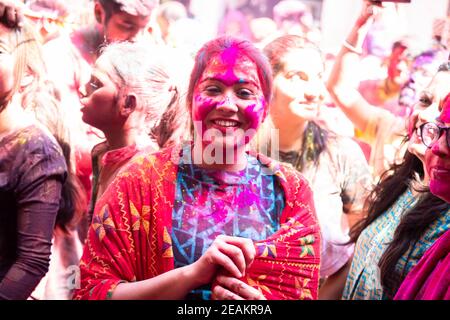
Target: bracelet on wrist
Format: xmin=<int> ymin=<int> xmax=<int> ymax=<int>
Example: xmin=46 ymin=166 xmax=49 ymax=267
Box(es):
xmin=342 ymin=40 xmax=363 ymax=55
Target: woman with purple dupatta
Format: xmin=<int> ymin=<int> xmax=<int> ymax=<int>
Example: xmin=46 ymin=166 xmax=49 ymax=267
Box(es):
xmin=395 ymin=85 xmax=450 ymax=300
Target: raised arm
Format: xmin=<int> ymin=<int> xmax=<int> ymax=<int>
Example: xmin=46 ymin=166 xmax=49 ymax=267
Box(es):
xmin=326 ymin=1 xmax=382 ymax=132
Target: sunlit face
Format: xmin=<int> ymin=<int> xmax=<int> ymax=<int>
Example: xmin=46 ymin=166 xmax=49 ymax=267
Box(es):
xmin=192 ymin=47 xmax=266 ymax=151
xmin=425 ymin=100 xmax=450 ymax=203
xmin=410 ymin=55 xmax=444 ymax=96
xmin=270 ymin=47 xmax=324 ymax=124
xmin=399 ymin=54 xmax=444 ymax=115
xmin=103 ymin=11 xmax=151 ymax=43
xmin=0 ymin=25 xmax=15 ymax=105
xmin=407 ymin=71 xmax=450 ymax=162
xmin=80 ymin=56 xmax=121 ymax=132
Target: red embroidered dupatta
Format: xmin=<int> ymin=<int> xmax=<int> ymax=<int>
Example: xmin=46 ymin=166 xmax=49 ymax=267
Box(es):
xmin=73 ymin=146 xmax=321 ymax=300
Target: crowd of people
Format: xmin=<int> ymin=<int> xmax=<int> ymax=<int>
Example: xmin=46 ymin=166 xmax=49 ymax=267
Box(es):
xmin=0 ymin=0 xmax=448 ymax=300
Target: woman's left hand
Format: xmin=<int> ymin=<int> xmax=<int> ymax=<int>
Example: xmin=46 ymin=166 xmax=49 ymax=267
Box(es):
xmin=211 ymin=272 xmax=266 ymax=300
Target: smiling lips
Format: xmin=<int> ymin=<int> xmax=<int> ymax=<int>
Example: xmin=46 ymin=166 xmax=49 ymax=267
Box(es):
xmin=211 ymin=119 xmax=241 ymax=128
xmin=431 ymin=166 xmax=450 ymax=180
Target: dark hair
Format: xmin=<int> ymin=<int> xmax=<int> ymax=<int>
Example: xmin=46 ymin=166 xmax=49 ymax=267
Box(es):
xmin=263 ymin=34 xmax=328 ymax=170
xmin=438 ymin=60 xmax=450 ymax=72
xmin=26 ymin=83 xmax=87 ymax=233
xmin=186 ymin=36 xmax=273 ymax=113
xmin=98 ymin=0 xmax=156 ymax=21
xmin=296 ymin=122 xmax=328 ymax=171
xmin=98 ymin=0 xmax=121 ymax=22
xmin=55 ymin=139 xmax=87 ymax=232
xmin=349 ymin=150 xmax=448 ymax=298
xmin=392 ymin=40 xmax=408 ymax=52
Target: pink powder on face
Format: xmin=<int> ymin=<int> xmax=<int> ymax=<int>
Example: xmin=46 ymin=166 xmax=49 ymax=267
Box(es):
xmin=429 ymin=180 xmax=450 ymax=203
xmin=440 ymin=92 xmax=450 ymax=123
xmin=201 ymin=46 xmax=260 ymax=87
xmin=219 ymin=45 xmax=241 ymax=86
xmin=426 ymin=143 xmax=450 ymax=202
xmin=193 ymin=94 xmax=216 ymax=123
xmin=192 ymin=46 xmax=266 ymax=142
xmin=244 ymin=99 xmax=266 ymax=130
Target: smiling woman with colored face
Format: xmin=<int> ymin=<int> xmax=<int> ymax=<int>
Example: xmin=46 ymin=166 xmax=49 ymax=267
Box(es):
xmin=189 ymin=41 xmax=271 ymax=171
xmin=407 ymin=70 xmax=450 ymax=165
xmin=394 ymin=93 xmax=450 ymax=300
xmin=74 ymin=36 xmax=321 ymax=301
xmin=191 ymin=51 xmax=266 ymax=164
xmin=343 ymin=64 xmax=450 ymax=300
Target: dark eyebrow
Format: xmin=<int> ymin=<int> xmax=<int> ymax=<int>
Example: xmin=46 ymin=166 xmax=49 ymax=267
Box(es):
xmin=200 ymin=77 xmax=260 ymax=88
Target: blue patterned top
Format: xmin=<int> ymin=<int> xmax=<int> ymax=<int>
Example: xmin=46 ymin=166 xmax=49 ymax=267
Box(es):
xmin=171 ymin=147 xmax=285 ymax=299
xmin=343 ymin=188 xmax=450 ymax=300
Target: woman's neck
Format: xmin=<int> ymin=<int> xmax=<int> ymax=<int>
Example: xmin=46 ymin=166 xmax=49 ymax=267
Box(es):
xmin=104 ymin=127 xmax=153 ymax=151
xmin=272 ymin=116 xmax=307 ymax=152
xmin=191 ymin=139 xmax=248 ymax=172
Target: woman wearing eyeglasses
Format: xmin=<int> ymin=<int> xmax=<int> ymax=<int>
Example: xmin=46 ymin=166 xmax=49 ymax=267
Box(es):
xmin=395 ymin=100 xmax=450 ymax=300
xmin=342 ymin=63 xmax=450 ymax=300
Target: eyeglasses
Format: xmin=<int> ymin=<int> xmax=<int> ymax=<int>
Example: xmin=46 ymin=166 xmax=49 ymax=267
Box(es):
xmin=419 ymin=122 xmax=450 ymax=149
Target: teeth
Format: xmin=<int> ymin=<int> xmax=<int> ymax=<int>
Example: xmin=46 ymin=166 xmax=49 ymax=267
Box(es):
xmin=214 ymin=120 xmax=239 ymax=127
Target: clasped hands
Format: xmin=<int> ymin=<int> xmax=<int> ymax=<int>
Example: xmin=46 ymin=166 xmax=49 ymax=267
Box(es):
xmin=189 ymin=235 xmax=266 ymax=300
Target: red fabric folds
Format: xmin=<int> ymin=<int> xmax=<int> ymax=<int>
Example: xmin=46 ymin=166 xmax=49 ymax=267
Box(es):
xmin=240 ymin=210 xmax=320 ymax=300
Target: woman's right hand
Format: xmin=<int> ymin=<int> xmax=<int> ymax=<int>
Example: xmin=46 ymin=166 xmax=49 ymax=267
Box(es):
xmin=188 ymin=235 xmax=256 ymax=287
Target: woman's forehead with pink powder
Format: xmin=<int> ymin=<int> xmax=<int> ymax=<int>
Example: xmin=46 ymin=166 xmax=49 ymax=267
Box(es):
xmin=200 ymin=45 xmax=262 ymax=89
